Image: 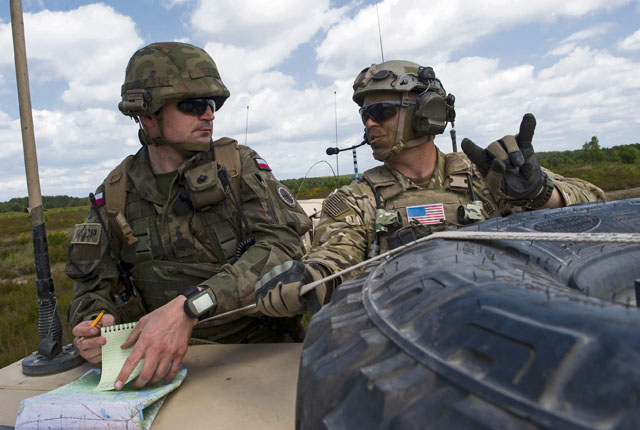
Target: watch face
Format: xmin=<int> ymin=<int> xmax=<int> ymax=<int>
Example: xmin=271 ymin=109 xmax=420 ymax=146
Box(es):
xmin=191 ymin=293 xmax=215 ymax=314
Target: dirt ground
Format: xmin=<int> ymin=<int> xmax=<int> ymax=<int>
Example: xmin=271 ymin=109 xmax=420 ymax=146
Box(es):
xmin=605 ymin=187 xmax=640 ymax=201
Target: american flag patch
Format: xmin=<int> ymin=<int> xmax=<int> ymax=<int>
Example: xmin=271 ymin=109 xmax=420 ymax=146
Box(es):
xmin=255 ymin=158 xmax=271 ymax=171
xmin=406 ymin=203 xmax=445 ymax=225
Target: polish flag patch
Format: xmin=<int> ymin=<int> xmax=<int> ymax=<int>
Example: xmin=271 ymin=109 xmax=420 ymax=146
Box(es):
xmin=407 ymin=203 xmax=446 ymax=225
xmin=93 ymin=192 xmax=105 ymax=207
xmin=255 ymin=158 xmax=271 ymax=171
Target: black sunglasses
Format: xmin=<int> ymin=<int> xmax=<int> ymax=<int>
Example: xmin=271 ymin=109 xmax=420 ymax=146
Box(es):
xmin=177 ymin=98 xmax=216 ymax=116
xmin=359 ymin=100 xmax=415 ymax=125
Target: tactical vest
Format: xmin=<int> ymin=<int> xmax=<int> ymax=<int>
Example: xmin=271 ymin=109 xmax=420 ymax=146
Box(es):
xmin=362 ymin=152 xmax=496 ymax=253
xmin=103 ymin=139 xmax=251 ymax=336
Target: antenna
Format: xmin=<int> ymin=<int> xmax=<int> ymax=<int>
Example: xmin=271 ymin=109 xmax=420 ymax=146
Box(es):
xmin=244 ymin=105 xmax=249 ymax=145
xmin=333 ymin=91 xmax=339 ymax=188
xmin=376 ymin=3 xmax=385 ymax=62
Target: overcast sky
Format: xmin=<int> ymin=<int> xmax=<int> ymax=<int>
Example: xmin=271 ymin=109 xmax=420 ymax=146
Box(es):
xmin=1 ymin=0 xmax=639 ymax=201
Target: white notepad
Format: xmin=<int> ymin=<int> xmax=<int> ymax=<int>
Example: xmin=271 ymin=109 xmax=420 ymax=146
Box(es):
xmin=95 ymin=321 xmax=144 ymax=391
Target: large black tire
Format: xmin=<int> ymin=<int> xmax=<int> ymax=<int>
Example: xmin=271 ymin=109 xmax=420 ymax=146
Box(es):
xmin=297 ymin=198 xmax=640 ymax=430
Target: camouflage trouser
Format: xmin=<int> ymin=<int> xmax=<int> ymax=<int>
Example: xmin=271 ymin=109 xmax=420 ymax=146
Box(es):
xmin=190 ymin=315 xmax=305 ymax=344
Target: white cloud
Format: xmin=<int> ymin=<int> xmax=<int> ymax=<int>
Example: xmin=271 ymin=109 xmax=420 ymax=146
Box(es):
xmin=1 ymin=0 xmax=639 ymax=201
xmin=0 ymin=4 xmax=143 ymax=106
xmin=0 ymin=106 xmax=141 ymax=199
xmin=0 ymin=110 xmax=23 ymax=161
xmin=160 ymin=0 xmax=192 ymax=9
xmin=192 ymin=0 xmax=345 ymax=85
xmin=548 ymin=23 xmax=614 ymax=56
xmin=437 ymin=46 xmax=640 ymax=153
xmin=618 ymin=29 xmax=640 ymax=51
xmin=316 ymin=0 xmax=630 ymax=78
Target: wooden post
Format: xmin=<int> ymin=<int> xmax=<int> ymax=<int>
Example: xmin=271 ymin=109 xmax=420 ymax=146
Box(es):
xmin=10 ymin=0 xmax=83 ymax=375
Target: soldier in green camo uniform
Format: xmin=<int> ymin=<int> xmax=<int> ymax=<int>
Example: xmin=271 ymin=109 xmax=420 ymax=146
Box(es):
xmin=254 ymin=60 xmax=605 ymax=318
xmin=67 ymin=42 xmax=311 ymax=390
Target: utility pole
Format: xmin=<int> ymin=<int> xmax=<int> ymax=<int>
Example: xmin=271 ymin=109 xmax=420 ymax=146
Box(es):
xmin=10 ymin=0 xmax=83 ymax=375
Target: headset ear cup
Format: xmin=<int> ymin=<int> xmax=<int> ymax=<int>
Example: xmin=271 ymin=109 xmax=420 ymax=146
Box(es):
xmin=412 ymin=91 xmax=447 ymax=136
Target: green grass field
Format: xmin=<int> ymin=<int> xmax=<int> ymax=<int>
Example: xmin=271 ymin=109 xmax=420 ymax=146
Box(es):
xmin=0 ymin=206 xmax=87 ymax=368
xmin=0 ymin=161 xmax=638 ymax=368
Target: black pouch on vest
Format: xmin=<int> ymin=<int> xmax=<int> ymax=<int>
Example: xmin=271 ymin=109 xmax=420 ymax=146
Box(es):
xmin=184 ymin=161 xmax=227 ymax=210
xmin=387 ymin=228 xmax=417 ymax=250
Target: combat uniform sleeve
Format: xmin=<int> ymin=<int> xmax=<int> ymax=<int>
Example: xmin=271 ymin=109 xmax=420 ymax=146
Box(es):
xmin=303 ymin=182 xmax=377 ymax=283
xmin=198 ymin=147 xmax=312 ymax=314
xmin=65 ymin=187 xmax=122 ymax=328
xmin=543 ymin=167 xmax=606 ymax=205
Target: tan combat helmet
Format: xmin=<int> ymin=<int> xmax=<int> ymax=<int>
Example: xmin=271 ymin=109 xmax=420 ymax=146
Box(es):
xmin=118 ymin=42 xmax=230 ymax=154
xmin=353 ymin=60 xmax=455 ymax=160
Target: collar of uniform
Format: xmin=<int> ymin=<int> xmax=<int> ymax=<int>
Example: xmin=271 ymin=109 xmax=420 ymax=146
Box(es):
xmin=384 ymin=147 xmax=448 ymax=191
xmin=128 ymin=146 xmax=175 ymax=206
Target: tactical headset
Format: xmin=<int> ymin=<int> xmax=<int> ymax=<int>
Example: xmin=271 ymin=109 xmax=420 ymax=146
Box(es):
xmin=352 ymin=61 xmax=456 ymax=138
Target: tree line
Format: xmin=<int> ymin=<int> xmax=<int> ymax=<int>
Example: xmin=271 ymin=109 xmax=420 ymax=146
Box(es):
xmin=0 ymin=195 xmax=89 ymax=213
xmin=538 ymin=138 xmax=640 ymax=168
xmin=1 ymin=138 xmax=638 ymax=212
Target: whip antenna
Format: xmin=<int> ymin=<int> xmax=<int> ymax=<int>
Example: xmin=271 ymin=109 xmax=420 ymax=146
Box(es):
xmin=333 ymin=91 xmax=339 ymax=188
xmin=376 ymin=3 xmax=385 ymax=62
xmin=244 ymin=105 xmax=249 ymax=145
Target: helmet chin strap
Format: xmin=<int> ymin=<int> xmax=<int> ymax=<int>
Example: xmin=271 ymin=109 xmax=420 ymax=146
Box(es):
xmin=370 ymin=92 xmax=431 ymax=162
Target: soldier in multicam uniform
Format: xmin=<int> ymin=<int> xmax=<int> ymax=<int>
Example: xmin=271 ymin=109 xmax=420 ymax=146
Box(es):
xmin=66 ymin=42 xmax=311 ymax=389
xmin=254 ymin=60 xmax=605 ymax=317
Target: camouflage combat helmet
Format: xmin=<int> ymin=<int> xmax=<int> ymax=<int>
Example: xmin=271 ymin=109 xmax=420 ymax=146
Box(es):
xmin=353 ymin=60 xmax=455 ymax=161
xmin=353 ymin=60 xmax=434 ymax=106
xmin=119 ymin=42 xmax=230 ymax=154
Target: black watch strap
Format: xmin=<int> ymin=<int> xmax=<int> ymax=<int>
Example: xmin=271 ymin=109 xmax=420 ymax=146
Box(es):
xmin=179 ymin=286 xmax=217 ymax=319
xmin=179 ymin=285 xmax=200 ymax=299
xmin=527 ymin=173 xmax=555 ymax=209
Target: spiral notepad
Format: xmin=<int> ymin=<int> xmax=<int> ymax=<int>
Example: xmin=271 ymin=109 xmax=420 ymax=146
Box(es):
xmin=95 ymin=322 xmax=144 ymax=391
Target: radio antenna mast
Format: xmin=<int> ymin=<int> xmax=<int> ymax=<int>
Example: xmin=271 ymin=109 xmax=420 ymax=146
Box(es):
xmin=334 ymin=91 xmax=339 ymax=187
xmin=376 ymin=3 xmax=385 ymax=62
xmin=244 ymin=105 xmax=249 ymax=145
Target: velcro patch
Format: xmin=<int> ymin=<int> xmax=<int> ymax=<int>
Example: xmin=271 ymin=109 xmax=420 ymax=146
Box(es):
xmin=277 ymin=186 xmax=297 ymax=208
xmin=71 ymin=223 xmax=102 ymax=245
xmin=323 ymin=194 xmax=352 ymax=219
xmin=255 ymin=158 xmax=271 ymax=171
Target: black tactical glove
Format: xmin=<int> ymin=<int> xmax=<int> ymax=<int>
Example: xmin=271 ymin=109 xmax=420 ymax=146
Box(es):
xmin=254 ymin=261 xmax=328 ymax=317
xmin=461 ymin=113 xmax=554 ymax=208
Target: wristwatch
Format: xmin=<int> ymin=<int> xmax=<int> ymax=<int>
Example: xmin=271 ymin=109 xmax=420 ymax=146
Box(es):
xmin=179 ymin=286 xmax=217 ymax=319
xmin=527 ymin=173 xmax=555 ymax=209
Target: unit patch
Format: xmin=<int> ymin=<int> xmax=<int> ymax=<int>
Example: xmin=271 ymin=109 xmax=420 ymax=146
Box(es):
xmin=277 ymin=186 xmax=297 ymax=207
xmin=70 ymin=223 xmax=102 ymax=245
xmin=255 ymin=158 xmax=271 ymax=171
xmin=406 ymin=203 xmax=445 ymax=225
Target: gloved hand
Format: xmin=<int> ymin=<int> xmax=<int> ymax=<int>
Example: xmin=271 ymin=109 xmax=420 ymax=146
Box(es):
xmin=254 ymin=260 xmax=328 ymax=317
xmin=461 ymin=113 xmax=552 ymax=207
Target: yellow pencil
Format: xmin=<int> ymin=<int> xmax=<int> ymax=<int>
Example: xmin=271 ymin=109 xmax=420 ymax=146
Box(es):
xmin=89 ymin=310 xmax=105 ymax=328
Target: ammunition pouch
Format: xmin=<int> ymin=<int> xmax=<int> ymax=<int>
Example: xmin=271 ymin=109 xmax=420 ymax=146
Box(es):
xmin=457 ymin=201 xmax=488 ymax=225
xmin=387 ymin=228 xmax=417 ymax=250
xmin=184 ymin=161 xmax=227 ymax=210
xmin=375 ymin=208 xmax=401 ymax=233
xmin=113 ymin=284 xmax=147 ymax=323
